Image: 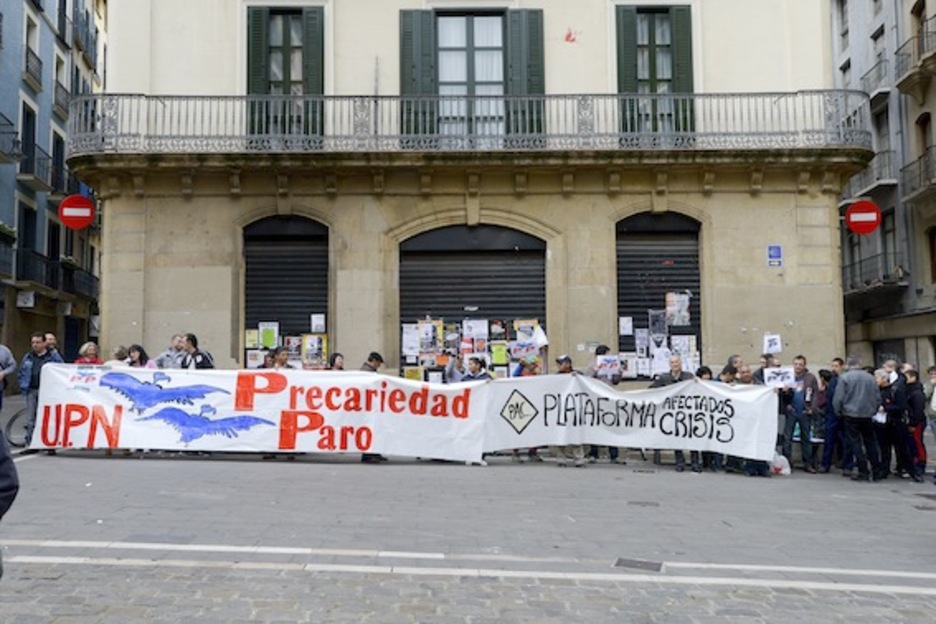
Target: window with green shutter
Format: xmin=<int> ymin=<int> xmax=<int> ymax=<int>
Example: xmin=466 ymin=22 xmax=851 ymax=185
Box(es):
xmin=616 ymin=5 xmax=694 ymax=138
xmin=247 ymin=6 xmax=324 ymax=143
xmin=400 ymin=9 xmax=543 ymax=148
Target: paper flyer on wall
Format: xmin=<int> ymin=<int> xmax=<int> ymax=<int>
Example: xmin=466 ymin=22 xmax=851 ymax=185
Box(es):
xmin=618 ymin=316 xmax=633 ymax=336
xmin=665 ymin=292 xmax=691 ymax=326
xmin=401 ymin=324 xmax=420 ymax=356
xmin=258 ymin=322 xmax=279 ymax=349
xmin=418 ymin=319 xmax=443 ymax=353
xmin=245 ymin=329 xmax=260 ymax=350
xmin=763 ymin=333 xmax=782 ymax=354
xmin=310 ymin=314 xmax=326 ymax=333
xmin=620 ymin=353 xmax=638 ymax=379
xmin=635 ymin=329 xmax=649 ymax=357
xmin=490 ymin=341 xmax=509 ymax=365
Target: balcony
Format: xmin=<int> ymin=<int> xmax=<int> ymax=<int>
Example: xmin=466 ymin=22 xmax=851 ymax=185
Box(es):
xmin=54 ymin=80 xmax=70 ymax=119
xmin=17 ymin=144 xmax=53 ymax=192
xmin=16 ymin=250 xmax=60 ymax=292
xmin=842 ymin=252 xmax=908 ymax=295
xmin=839 ymin=150 xmax=897 ymax=204
xmin=23 ymin=46 xmax=43 ymax=92
xmin=67 ymin=91 xmax=873 ymax=171
xmin=860 ymin=59 xmax=890 ymax=110
xmin=73 ymin=11 xmax=97 ymax=68
xmin=56 ymin=10 xmax=72 ymax=49
xmin=48 ymin=166 xmax=81 ymax=204
xmin=0 ymin=241 xmax=14 ymax=278
xmin=901 ymin=145 xmax=936 ymax=201
xmin=62 ymin=266 xmax=99 ymax=299
xmin=896 ymin=18 xmax=936 ymax=104
xmin=0 ymin=113 xmax=22 ymax=164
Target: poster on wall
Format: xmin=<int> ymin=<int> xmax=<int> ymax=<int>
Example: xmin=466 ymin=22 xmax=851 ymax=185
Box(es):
xmin=245 ymin=349 xmax=266 ymax=369
xmin=490 ymin=319 xmax=508 ymax=341
xmin=258 ymin=322 xmax=280 ymax=349
xmin=310 ymin=314 xmax=326 ymax=333
xmin=618 ymin=316 xmax=633 ymax=336
xmin=648 ymin=309 xmax=667 ymax=336
xmin=635 ymin=329 xmax=649 ymax=358
xmin=284 ymin=336 xmax=302 ymax=360
xmin=418 ymin=319 xmax=443 ymax=353
xmin=665 ymin=292 xmax=691 ymax=327
xmin=301 ymin=334 xmax=327 ymax=367
xmin=763 ymin=333 xmax=782 ymax=354
xmin=245 ymin=329 xmax=260 ymax=350
xmin=401 ymin=324 xmax=420 ymax=357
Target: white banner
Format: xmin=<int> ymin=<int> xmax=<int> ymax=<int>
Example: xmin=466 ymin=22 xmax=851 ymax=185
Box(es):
xmin=31 ymin=366 xmax=778 ymax=461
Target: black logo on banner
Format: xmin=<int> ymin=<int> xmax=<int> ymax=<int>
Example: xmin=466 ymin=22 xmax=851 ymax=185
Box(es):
xmin=500 ymin=390 xmax=539 ymax=434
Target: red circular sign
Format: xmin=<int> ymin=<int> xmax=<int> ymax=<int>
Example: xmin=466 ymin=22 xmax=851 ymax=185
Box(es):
xmin=58 ymin=195 xmax=96 ymax=230
xmin=845 ymin=200 xmax=881 ymax=235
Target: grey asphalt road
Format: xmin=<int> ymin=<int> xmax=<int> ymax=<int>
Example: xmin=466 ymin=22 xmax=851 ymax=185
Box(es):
xmin=2 ymin=415 xmax=936 ymax=624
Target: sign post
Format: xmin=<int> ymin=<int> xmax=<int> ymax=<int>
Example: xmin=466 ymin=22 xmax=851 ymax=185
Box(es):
xmin=58 ymin=195 xmax=96 ymax=230
xmin=845 ymin=200 xmax=882 ymax=235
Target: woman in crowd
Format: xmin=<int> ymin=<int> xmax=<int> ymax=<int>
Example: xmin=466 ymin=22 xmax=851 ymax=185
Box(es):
xmin=75 ymin=342 xmax=103 ymax=365
xmin=327 ymin=352 xmax=344 ymax=370
xmin=128 ymin=344 xmax=157 ymax=369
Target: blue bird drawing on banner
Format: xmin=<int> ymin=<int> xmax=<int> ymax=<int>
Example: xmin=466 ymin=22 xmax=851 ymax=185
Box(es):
xmin=140 ymin=405 xmax=276 ymax=444
xmin=99 ymin=372 xmax=230 ymax=413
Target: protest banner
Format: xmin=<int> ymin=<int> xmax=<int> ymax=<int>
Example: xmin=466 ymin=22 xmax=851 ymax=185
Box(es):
xmin=31 ymin=365 xmax=778 ymax=462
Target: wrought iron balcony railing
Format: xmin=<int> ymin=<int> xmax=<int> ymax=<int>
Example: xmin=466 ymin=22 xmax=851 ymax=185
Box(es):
xmin=16 ymin=249 xmax=59 ymax=290
xmin=24 ymin=46 xmax=42 ymax=91
xmin=860 ymin=59 xmax=889 ymax=94
xmin=842 ymin=251 xmax=907 ymax=293
xmin=67 ymin=90 xmax=873 ymax=158
xmin=20 ymin=143 xmax=52 ymax=186
xmin=900 ymin=145 xmax=936 ymax=198
xmin=841 ymin=150 xmax=897 ymax=200
xmin=49 ymin=165 xmax=80 ymax=198
xmin=66 ymin=267 xmax=99 ymax=299
xmin=0 ymin=241 xmax=14 ymax=278
xmin=54 ymin=80 xmax=70 ymax=118
xmin=0 ymin=113 xmax=21 ymax=163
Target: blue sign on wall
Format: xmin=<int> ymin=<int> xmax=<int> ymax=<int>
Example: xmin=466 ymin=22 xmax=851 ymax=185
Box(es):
xmin=767 ymin=245 xmax=783 ymax=268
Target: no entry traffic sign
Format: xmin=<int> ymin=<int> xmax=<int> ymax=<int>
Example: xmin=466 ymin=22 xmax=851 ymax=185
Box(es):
xmin=845 ymin=200 xmax=881 ymax=235
xmin=58 ymin=194 xmax=96 ymax=230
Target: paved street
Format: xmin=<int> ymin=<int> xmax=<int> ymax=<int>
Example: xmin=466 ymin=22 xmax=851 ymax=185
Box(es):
xmin=3 ymin=396 xmax=936 ymax=622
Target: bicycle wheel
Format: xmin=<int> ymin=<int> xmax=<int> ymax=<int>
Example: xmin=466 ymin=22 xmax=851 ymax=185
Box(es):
xmin=4 ymin=407 xmax=30 ymax=448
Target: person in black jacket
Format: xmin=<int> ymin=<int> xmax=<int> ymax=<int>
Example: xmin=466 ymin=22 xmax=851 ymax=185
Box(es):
xmin=0 ymin=430 xmax=19 ymax=579
xmin=905 ymin=369 xmax=927 ymax=481
xmin=0 ymin=431 xmax=17 ymax=520
xmin=874 ymin=368 xmax=911 ymax=481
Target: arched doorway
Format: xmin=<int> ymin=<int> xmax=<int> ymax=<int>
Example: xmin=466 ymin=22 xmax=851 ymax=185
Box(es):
xmin=243 ymin=216 xmax=328 ymax=355
xmin=617 ymin=212 xmax=701 ymax=378
xmin=399 ymin=225 xmax=546 ymax=375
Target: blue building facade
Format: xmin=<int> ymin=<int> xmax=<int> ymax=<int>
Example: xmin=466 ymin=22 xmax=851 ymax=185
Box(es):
xmin=0 ymin=0 xmax=101 ymax=361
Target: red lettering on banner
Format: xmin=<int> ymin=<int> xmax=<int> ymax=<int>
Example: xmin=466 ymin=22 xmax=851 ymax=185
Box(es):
xmin=388 ymin=389 xmax=406 ymax=412
xmin=62 ymin=403 xmax=90 ymax=448
xmin=88 ymin=405 xmax=122 ymax=448
xmin=325 ymin=386 xmax=342 ymax=411
xmin=453 ymin=389 xmax=470 ymax=419
xmin=278 ymin=410 xmax=325 ymax=449
xmin=40 ymin=405 xmax=63 ymax=446
xmin=235 ymin=372 xmax=287 ymax=410
xmin=316 ymin=425 xmax=373 ymax=451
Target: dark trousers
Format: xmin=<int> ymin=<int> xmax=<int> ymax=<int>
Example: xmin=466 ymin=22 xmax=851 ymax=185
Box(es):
xmin=821 ymin=411 xmax=853 ymax=470
xmin=588 ymin=446 xmax=618 ymax=461
xmin=844 ymin=416 xmax=881 ymax=479
xmin=674 ymin=450 xmax=700 ymax=470
xmin=876 ymin=419 xmax=915 ymax=475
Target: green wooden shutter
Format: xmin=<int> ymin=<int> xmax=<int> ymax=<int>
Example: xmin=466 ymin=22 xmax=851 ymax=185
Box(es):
xmin=670 ymin=7 xmax=694 ymax=133
xmin=247 ymin=8 xmax=269 ymax=135
xmin=615 ymin=6 xmax=638 ymax=134
xmin=506 ymin=9 xmax=544 ymax=144
xmin=670 ymin=7 xmax=694 ymax=92
xmin=303 ymin=7 xmax=325 ymax=138
xmin=302 ymin=7 xmax=324 ymax=95
xmin=615 ymin=6 xmax=638 ymax=93
xmin=400 ymin=10 xmax=436 ymax=139
xmin=247 ymin=8 xmax=269 ymax=95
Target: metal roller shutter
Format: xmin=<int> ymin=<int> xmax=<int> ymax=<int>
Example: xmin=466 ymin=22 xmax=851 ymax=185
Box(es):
xmin=399 ymin=225 xmax=546 ymax=326
xmin=617 ymin=216 xmax=700 ymax=358
xmin=244 ymin=217 xmax=328 ymax=337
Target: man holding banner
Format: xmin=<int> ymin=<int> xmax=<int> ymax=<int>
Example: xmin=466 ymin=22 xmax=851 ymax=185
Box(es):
xmin=650 ymin=354 xmax=698 ymax=472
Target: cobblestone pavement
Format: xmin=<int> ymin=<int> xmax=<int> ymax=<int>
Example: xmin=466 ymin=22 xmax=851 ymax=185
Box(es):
xmin=3 ymin=395 xmax=936 ymax=621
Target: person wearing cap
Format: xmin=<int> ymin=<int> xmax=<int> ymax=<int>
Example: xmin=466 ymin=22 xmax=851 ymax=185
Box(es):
xmin=360 ymin=351 xmax=388 ymax=463
xmin=551 ymin=355 xmax=586 ymax=468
